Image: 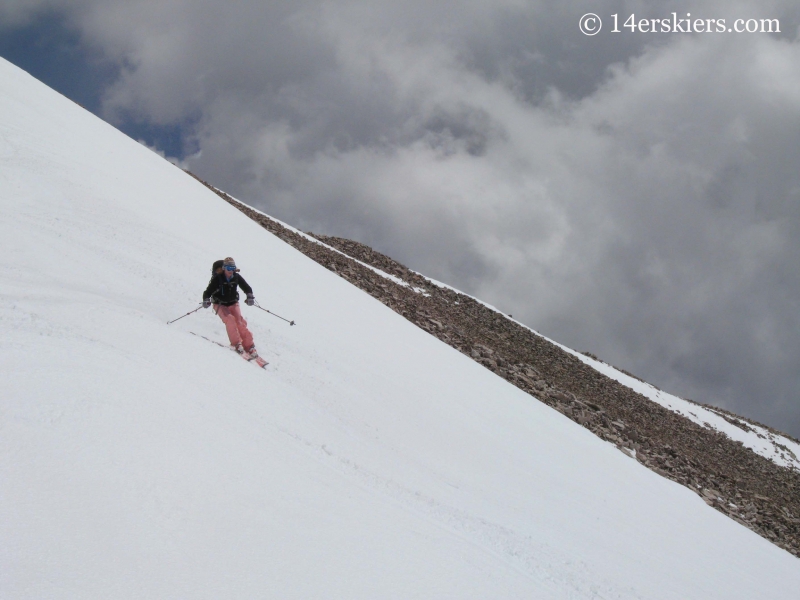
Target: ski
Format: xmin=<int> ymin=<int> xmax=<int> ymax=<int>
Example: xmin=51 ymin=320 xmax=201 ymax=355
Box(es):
xmin=190 ymin=331 xmax=227 ymax=348
xmin=245 ymin=353 xmax=269 ymax=369
xmin=190 ymin=332 xmax=268 ymax=369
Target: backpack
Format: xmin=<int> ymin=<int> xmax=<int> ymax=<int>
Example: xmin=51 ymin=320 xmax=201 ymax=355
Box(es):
xmin=207 ymin=260 xmax=225 ymax=304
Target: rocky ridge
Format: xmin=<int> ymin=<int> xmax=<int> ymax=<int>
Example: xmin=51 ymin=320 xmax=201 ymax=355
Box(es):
xmin=193 ymin=174 xmax=800 ymax=558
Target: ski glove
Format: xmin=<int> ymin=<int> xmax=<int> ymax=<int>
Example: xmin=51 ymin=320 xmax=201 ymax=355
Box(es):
xmin=245 ymin=294 xmax=255 ymax=306
xmin=202 ymin=298 xmax=212 ymax=308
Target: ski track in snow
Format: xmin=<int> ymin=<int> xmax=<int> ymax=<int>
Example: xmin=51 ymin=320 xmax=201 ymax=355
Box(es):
xmin=281 ymin=429 xmax=647 ymax=600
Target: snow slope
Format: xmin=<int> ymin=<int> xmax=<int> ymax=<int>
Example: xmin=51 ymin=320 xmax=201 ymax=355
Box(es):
xmin=1 ymin=57 xmax=799 ymax=599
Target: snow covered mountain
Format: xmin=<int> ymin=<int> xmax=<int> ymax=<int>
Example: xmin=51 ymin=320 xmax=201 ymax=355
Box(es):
xmin=2 ymin=57 xmax=799 ymax=599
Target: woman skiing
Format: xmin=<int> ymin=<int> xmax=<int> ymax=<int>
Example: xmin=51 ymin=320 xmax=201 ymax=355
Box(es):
xmin=203 ymin=257 xmax=259 ymax=357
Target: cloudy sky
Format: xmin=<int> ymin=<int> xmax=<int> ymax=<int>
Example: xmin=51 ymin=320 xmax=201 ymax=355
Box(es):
xmin=2 ymin=0 xmax=800 ymax=437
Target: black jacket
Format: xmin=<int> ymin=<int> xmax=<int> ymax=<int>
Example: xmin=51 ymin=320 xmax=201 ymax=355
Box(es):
xmin=203 ymin=272 xmax=253 ymax=306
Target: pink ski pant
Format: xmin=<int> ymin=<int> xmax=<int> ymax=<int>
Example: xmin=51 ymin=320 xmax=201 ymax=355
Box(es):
xmin=214 ymin=302 xmax=254 ymax=348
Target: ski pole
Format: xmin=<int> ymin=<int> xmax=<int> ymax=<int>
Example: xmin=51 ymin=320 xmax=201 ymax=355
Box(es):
xmin=167 ymin=304 xmax=203 ymax=324
xmin=253 ymin=301 xmax=295 ymax=326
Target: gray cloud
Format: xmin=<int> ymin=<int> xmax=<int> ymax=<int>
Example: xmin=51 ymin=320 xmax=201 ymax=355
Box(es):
xmin=3 ymin=0 xmax=800 ymax=436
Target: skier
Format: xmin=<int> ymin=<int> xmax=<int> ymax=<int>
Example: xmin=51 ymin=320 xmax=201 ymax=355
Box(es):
xmin=202 ymin=257 xmax=259 ymax=357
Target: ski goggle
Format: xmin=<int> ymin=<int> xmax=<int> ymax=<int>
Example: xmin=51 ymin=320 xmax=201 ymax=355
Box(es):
xmin=223 ymin=265 xmax=236 ymax=271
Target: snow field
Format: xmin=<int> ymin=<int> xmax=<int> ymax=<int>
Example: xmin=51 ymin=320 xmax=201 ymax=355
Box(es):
xmin=1 ymin=57 xmax=799 ymax=598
